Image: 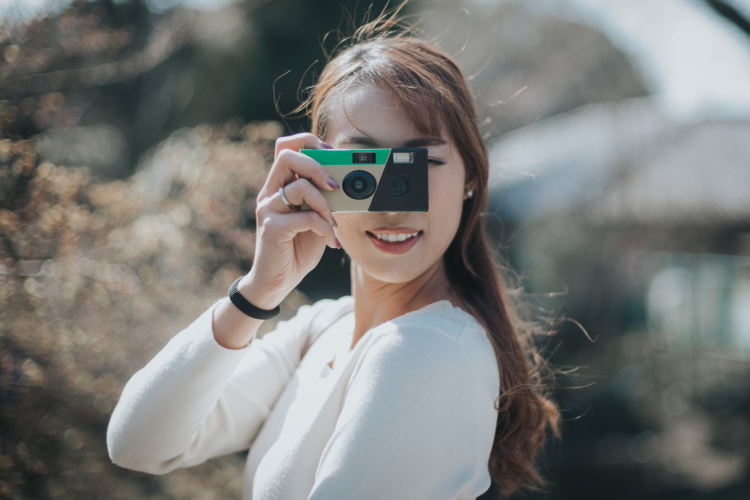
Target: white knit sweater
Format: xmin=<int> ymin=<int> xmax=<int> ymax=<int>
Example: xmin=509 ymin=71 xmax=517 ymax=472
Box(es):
xmin=107 ymin=296 xmax=501 ymax=499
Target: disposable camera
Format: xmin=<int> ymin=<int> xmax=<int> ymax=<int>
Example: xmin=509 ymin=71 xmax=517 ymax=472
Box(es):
xmin=299 ymin=148 xmax=428 ymax=213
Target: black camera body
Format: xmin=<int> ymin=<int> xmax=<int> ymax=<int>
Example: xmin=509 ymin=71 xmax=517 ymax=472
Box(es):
xmin=299 ymin=148 xmax=428 ymax=213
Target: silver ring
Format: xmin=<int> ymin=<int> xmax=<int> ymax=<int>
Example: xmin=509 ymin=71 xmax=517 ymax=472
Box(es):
xmin=279 ymin=186 xmax=299 ymax=211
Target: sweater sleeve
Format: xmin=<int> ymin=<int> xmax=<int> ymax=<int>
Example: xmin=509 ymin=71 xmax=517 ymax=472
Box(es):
xmin=107 ymin=297 xmax=333 ymax=475
xmin=307 ymin=324 xmax=494 ymax=500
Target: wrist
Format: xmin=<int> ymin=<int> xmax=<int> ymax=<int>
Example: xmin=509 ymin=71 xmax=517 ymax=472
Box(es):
xmin=237 ymin=273 xmax=287 ymax=311
xmin=212 ymin=298 xmax=262 ymax=350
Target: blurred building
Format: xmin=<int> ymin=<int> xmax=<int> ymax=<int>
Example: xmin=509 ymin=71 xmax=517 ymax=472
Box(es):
xmin=480 ymin=5 xmax=750 ymax=498
xmin=490 ymin=97 xmax=750 ymax=336
xmin=487 ymin=64 xmax=750 ymax=500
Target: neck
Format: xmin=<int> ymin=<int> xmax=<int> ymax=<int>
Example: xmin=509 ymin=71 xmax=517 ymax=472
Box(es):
xmin=349 ymin=257 xmax=453 ymax=349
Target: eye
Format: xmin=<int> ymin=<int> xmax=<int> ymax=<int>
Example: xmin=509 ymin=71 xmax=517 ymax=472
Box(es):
xmin=428 ymin=157 xmax=445 ymax=166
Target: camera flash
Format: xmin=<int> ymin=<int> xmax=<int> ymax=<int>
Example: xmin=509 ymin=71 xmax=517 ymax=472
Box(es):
xmin=393 ymin=152 xmax=414 ymax=163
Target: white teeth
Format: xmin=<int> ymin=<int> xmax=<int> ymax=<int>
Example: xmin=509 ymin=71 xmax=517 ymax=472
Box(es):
xmin=374 ymin=232 xmax=419 ymax=241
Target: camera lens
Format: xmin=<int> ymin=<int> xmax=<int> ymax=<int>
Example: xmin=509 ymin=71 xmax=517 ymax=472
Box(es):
xmin=343 ymin=171 xmax=377 ymax=199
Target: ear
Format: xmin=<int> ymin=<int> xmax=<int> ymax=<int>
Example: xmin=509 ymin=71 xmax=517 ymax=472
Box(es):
xmin=463 ymin=181 xmax=477 ymax=200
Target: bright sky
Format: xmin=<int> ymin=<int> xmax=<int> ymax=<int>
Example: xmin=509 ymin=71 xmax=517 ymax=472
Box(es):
xmin=521 ymin=0 xmax=750 ymax=120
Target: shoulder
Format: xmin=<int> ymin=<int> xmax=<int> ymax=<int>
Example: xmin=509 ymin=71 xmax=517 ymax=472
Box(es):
xmin=356 ymin=301 xmax=500 ymax=398
xmin=383 ymin=301 xmax=497 ymax=380
xmin=342 ymin=301 xmax=500 ymax=485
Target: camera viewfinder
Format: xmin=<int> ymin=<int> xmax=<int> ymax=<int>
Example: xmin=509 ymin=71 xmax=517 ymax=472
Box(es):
xmin=353 ymin=152 xmax=376 ymax=163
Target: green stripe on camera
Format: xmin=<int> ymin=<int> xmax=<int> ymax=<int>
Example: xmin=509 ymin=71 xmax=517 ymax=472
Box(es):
xmin=301 ymin=149 xmax=390 ymax=166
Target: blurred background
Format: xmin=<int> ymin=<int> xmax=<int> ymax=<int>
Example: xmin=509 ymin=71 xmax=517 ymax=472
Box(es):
xmin=0 ymin=0 xmax=748 ymax=498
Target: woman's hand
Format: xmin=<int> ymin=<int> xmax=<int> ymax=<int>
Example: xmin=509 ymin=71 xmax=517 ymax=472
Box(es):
xmin=241 ymin=133 xmax=340 ymax=308
xmin=212 ymin=133 xmax=340 ymax=349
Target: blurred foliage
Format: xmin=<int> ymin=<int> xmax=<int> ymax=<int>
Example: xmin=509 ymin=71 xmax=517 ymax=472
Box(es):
xmin=0 ymin=0 xmax=156 ymax=184
xmin=0 ymin=119 xmax=313 ymax=498
xmin=0 ymin=1 xmax=372 ymax=497
xmin=0 ymin=0 xmax=396 ymax=180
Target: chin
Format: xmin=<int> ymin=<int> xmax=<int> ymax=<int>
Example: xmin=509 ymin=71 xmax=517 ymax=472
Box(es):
xmin=349 ymin=246 xmax=441 ymax=284
xmin=357 ymin=261 xmax=428 ymax=284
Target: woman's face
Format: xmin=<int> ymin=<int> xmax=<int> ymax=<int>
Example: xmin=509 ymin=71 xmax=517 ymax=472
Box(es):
xmin=323 ymin=84 xmax=468 ymax=284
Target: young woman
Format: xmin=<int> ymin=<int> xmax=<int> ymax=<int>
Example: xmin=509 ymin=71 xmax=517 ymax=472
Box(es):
xmin=107 ymin=10 xmax=560 ymax=500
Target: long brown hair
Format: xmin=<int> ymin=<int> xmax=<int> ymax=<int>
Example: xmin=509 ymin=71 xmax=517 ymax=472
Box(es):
xmin=294 ymin=4 xmax=561 ymax=497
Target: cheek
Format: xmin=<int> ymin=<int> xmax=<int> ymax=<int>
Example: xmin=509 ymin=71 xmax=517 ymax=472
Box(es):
xmin=331 ymin=213 xmax=367 ymax=252
xmin=428 ymin=169 xmax=465 ymax=229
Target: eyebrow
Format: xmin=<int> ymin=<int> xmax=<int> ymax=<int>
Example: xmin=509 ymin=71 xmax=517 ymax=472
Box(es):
xmin=337 ymin=136 xmax=448 ymax=148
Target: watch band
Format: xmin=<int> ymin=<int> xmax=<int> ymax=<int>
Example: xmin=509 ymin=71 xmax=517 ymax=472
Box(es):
xmin=228 ymin=277 xmax=280 ymax=320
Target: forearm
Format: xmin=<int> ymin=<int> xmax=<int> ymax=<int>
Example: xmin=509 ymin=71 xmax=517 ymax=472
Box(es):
xmin=212 ymin=273 xmax=287 ymax=350
xmin=108 ymin=293 xmax=317 ymax=474
xmin=212 ymin=297 xmax=264 ymax=349
xmin=108 ymin=301 xmax=249 ymax=473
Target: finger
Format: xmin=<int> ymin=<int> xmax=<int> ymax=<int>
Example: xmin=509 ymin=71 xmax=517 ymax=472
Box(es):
xmin=268 ymin=211 xmax=338 ymax=249
xmin=274 ymin=132 xmax=331 ymax=159
xmin=279 ymin=179 xmax=335 ymax=227
xmin=266 ymin=149 xmax=339 ymax=195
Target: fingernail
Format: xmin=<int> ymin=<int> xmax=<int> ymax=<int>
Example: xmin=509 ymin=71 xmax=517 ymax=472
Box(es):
xmin=321 ymin=141 xmax=333 ymax=149
xmin=330 ymin=216 xmax=338 ymax=228
xmin=335 ymin=238 xmax=341 ymax=249
xmin=326 ymin=175 xmax=340 ymax=189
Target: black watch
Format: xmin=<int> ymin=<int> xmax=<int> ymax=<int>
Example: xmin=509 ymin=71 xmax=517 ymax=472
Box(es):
xmin=228 ymin=277 xmax=280 ymax=320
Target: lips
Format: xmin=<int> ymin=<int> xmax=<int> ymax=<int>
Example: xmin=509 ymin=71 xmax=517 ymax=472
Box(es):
xmin=366 ymin=228 xmax=422 ymax=255
xmin=372 ymin=231 xmax=419 ymax=242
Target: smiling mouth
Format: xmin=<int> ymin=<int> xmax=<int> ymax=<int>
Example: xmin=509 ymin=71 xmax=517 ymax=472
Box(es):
xmin=366 ymin=230 xmax=422 ymax=254
xmin=372 ymin=231 xmax=420 ymax=242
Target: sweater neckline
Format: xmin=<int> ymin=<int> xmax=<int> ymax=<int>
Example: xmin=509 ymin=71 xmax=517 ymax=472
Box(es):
xmin=338 ymin=296 xmax=477 ymax=327
xmin=373 ymin=298 xmax=475 ymax=325
xmin=324 ymin=298 xmax=478 ymax=370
